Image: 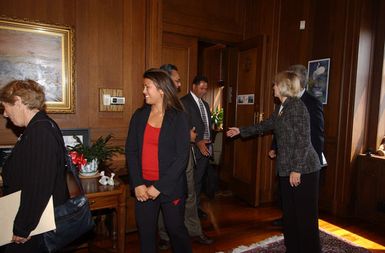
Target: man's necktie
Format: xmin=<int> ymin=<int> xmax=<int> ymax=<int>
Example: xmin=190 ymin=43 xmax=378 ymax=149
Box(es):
xmin=198 ymin=99 xmax=210 ymax=140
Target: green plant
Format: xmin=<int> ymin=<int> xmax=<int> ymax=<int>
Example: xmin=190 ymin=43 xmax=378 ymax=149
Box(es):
xmin=211 ymin=107 xmax=224 ymax=129
xmin=67 ymin=134 xmax=124 ymax=165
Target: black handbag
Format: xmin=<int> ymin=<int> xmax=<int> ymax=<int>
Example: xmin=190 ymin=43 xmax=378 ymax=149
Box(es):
xmin=43 ymin=147 xmax=95 ymax=252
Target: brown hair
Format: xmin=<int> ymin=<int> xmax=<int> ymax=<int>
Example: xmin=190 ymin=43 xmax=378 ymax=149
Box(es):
xmin=143 ymin=69 xmax=184 ymax=112
xmin=0 ymin=80 xmax=46 ymax=110
xmin=274 ymin=71 xmax=301 ymax=97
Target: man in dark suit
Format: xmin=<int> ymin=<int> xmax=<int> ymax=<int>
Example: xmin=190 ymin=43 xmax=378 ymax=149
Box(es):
xmin=270 ymin=64 xmax=325 ymax=226
xmin=181 ymin=75 xmax=212 ymax=219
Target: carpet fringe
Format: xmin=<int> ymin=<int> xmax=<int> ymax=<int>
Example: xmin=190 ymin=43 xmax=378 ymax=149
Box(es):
xmin=216 ymin=234 xmax=284 ymax=253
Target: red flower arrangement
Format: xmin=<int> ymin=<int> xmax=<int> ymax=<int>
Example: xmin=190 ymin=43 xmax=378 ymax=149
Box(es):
xmin=69 ymin=151 xmax=87 ymax=167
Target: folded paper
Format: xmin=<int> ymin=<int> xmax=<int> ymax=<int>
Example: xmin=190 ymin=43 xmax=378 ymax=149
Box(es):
xmin=0 ymin=191 xmax=56 ymax=246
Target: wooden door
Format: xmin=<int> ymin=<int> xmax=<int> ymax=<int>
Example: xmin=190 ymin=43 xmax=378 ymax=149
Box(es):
xmin=200 ymin=44 xmax=226 ymax=108
xmin=161 ymin=33 xmax=197 ymax=96
xmin=231 ymin=36 xmax=267 ymax=206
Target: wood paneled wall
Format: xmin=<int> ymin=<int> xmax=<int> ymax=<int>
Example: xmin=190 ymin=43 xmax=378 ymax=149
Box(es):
xmin=161 ymin=32 xmax=198 ymax=95
xmin=0 ymin=0 xmax=148 ymax=171
xmin=162 ymin=0 xmax=245 ymax=43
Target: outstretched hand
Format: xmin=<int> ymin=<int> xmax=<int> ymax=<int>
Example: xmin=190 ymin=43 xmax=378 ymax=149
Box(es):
xmin=226 ymin=127 xmax=240 ymax=138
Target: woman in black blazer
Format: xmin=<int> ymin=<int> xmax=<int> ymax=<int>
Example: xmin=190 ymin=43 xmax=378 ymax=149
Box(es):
xmin=125 ymin=69 xmax=192 ymax=253
xmin=227 ymin=71 xmax=321 ymax=253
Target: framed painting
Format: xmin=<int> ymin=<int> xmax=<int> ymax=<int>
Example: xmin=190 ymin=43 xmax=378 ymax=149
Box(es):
xmin=307 ymin=58 xmax=330 ymax=104
xmin=61 ymin=128 xmax=90 ymax=148
xmin=0 ymin=16 xmax=74 ymax=113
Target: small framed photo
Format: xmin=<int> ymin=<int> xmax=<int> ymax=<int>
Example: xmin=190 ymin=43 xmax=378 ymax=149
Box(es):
xmin=307 ymin=58 xmax=330 ymax=104
xmin=237 ymin=94 xmax=255 ymax=105
xmin=61 ymin=128 xmax=90 ymax=148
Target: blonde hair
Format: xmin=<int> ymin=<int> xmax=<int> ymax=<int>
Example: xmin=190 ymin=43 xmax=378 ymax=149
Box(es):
xmin=274 ymin=71 xmax=301 ymax=97
xmin=0 ymin=80 xmax=46 ymax=110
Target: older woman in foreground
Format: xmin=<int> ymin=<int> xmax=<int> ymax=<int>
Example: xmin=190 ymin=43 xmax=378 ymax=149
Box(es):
xmin=0 ymin=80 xmax=68 ymax=253
xmin=227 ymin=71 xmax=321 ymax=253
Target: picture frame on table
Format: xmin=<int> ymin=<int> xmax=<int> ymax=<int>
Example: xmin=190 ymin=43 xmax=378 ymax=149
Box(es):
xmin=61 ymin=128 xmax=90 ymax=148
xmin=0 ymin=145 xmax=14 ymax=186
xmin=307 ymin=58 xmax=330 ymax=104
xmin=0 ymin=16 xmax=75 ymax=113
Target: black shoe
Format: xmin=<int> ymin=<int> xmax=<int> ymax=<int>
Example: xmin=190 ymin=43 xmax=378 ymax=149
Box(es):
xmin=272 ymin=217 xmax=283 ymax=227
xmin=198 ymin=208 xmax=208 ymax=219
xmin=158 ymin=239 xmax=170 ymax=250
xmin=193 ymin=234 xmax=214 ymax=245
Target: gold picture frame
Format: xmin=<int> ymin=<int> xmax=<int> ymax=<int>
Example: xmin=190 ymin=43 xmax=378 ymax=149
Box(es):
xmin=0 ymin=16 xmax=74 ymax=113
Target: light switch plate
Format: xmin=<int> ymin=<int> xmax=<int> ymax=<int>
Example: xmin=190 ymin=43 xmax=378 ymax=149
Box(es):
xmin=99 ymin=88 xmax=124 ymax=112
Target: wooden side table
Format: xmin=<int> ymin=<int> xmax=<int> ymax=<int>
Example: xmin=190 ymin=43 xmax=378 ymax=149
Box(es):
xmin=80 ymin=176 xmax=127 ymax=253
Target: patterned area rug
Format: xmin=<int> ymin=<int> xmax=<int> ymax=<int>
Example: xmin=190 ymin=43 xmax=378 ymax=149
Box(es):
xmin=221 ymin=229 xmax=371 ymax=253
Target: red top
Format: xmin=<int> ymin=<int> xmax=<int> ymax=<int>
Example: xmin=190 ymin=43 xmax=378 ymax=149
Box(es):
xmin=142 ymin=123 xmax=161 ymax=180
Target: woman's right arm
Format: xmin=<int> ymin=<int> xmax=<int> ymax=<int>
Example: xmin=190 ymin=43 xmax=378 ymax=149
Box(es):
xmin=125 ymin=111 xmax=145 ymax=190
xmin=227 ymin=112 xmax=276 ymax=138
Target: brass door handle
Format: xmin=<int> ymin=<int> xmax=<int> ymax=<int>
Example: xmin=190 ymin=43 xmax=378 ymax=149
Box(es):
xmin=254 ymin=112 xmax=264 ymax=124
xmin=254 ymin=112 xmax=259 ymax=125
xmin=259 ymin=112 xmax=264 ymax=122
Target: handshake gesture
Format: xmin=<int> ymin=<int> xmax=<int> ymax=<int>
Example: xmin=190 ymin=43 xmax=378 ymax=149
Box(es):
xmin=135 ymin=185 xmax=160 ymax=202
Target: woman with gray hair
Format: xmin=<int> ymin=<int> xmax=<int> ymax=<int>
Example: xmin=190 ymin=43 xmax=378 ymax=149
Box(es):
xmin=226 ymin=71 xmax=321 ymax=253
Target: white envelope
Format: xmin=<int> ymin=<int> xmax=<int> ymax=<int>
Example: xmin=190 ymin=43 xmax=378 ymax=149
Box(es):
xmin=0 ymin=191 xmax=56 ymax=246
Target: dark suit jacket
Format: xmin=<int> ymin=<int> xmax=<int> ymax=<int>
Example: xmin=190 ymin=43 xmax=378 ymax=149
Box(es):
xmin=241 ymin=97 xmax=321 ymax=177
xmin=125 ymin=106 xmax=190 ymax=200
xmin=301 ymin=90 xmax=324 ymax=162
xmin=272 ymin=90 xmax=324 ymax=163
xmin=180 ymin=92 xmax=213 ymax=157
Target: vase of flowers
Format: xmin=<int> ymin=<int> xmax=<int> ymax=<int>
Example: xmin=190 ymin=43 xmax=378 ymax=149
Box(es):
xmin=211 ymin=107 xmax=224 ymax=130
xmin=67 ymin=134 xmax=123 ymax=176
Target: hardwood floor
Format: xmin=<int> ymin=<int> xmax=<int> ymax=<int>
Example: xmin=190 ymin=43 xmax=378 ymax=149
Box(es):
xmin=79 ymin=191 xmax=385 ymax=252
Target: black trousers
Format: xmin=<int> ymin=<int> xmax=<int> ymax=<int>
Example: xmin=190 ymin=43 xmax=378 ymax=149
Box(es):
xmin=135 ymin=196 xmax=192 ymax=253
xmin=280 ymin=171 xmax=321 ymax=253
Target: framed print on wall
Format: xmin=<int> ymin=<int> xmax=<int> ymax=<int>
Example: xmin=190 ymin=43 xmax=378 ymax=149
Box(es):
xmin=307 ymin=58 xmax=330 ymax=104
xmin=0 ymin=16 xmax=75 ymax=113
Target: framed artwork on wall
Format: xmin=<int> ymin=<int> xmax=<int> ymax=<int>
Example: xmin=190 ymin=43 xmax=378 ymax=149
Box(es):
xmin=237 ymin=94 xmax=255 ymax=105
xmin=61 ymin=129 xmax=90 ymax=148
xmin=307 ymin=58 xmax=330 ymax=104
xmin=0 ymin=16 xmax=75 ymax=113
